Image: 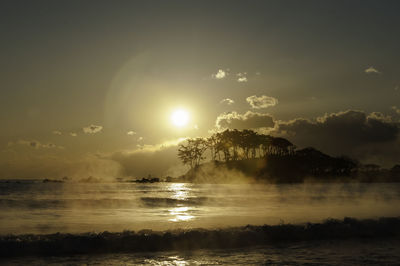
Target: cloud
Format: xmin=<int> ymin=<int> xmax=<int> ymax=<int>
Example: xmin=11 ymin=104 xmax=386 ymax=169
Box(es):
xmin=246 ymin=95 xmax=278 ymax=109
xmin=9 ymin=140 xmax=63 ymax=149
xmin=213 ymin=109 xmax=400 ymax=167
xmin=216 ymin=111 xmax=275 ymax=130
xmin=275 ymin=110 xmax=399 ymax=162
xmin=127 ymin=131 xmax=137 ymax=136
xmin=220 ymin=98 xmax=235 ymax=105
xmin=52 ymin=130 xmax=62 ymax=135
xmin=0 ymin=152 xmax=121 ymax=181
xmin=237 ymin=77 xmax=248 ymax=82
xmin=365 ymin=66 xmax=381 ymax=74
xmin=137 ymin=137 xmax=144 ymax=141
xmin=212 ymin=69 xmax=227 ymax=79
xmin=83 ymin=124 xmax=103 ymax=134
xmin=70 ymin=132 xmax=77 ymax=137
xmin=108 ymin=138 xmax=187 ymax=178
xmin=0 ymin=138 xmax=187 ymax=180
xmin=237 ymin=72 xmax=248 ymax=82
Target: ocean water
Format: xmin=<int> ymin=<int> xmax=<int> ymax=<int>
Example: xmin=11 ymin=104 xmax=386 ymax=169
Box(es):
xmin=1 ymin=180 xmax=400 ymax=264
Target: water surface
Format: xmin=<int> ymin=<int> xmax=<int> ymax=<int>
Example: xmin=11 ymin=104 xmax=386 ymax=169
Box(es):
xmin=1 ymin=181 xmax=399 ymax=234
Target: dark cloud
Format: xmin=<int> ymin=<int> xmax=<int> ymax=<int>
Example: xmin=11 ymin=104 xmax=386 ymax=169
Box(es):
xmin=276 ymin=110 xmax=399 ymax=161
xmin=109 ymin=143 xmax=183 ymax=178
xmin=216 ymin=111 xmax=275 ymax=130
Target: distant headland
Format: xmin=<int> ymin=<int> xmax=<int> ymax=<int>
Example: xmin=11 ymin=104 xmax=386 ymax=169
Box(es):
xmin=175 ymin=129 xmax=400 ymax=183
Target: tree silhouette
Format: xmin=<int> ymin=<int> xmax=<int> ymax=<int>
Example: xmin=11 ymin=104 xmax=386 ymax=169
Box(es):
xmin=176 ymin=129 xmax=364 ymax=182
xmin=206 ymin=135 xmax=218 ymax=161
xmin=178 ymin=138 xmax=208 ymax=169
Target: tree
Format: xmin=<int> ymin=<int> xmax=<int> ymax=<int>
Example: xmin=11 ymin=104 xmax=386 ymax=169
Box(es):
xmin=271 ymin=137 xmax=296 ymax=156
xmin=206 ymin=135 xmax=218 ymax=161
xmin=260 ymin=134 xmax=273 ymax=157
xmin=178 ymin=138 xmax=208 ymax=169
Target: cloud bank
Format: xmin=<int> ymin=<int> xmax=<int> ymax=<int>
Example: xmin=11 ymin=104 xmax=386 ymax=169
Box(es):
xmin=214 ymin=109 xmax=399 ymax=166
xmin=0 ymin=139 xmax=186 ymax=180
xmin=216 ymin=111 xmax=275 ymax=130
xmin=109 ymin=145 xmax=183 ymax=178
xmin=276 ymin=110 xmax=399 ymax=165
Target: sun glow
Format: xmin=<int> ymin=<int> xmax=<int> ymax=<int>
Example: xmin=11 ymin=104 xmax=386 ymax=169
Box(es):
xmin=170 ymin=109 xmax=190 ymax=127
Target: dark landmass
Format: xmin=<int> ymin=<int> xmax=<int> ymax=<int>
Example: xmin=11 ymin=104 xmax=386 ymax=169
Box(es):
xmin=1 ymin=217 xmax=399 ymax=257
xmin=132 ymin=177 xmax=160 ymax=183
xmin=42 ymin=179 xmax=64 ymax=183
xmin=177 ymin=129 xmax=400 ymax=184
xmin=178 ymin=156 xmax=400 ymax=184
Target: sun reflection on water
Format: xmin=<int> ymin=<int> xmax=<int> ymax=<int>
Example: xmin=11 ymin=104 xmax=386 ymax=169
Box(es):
xmin=168 ymin=183 xmax=189 ymax=200
xmin=145 ymin=256 xmax=190 ymax=265
xmin=167 ymin=183 xmax=195 ymax=222
xmin=168 ymin=207 xmax=195 ymax=222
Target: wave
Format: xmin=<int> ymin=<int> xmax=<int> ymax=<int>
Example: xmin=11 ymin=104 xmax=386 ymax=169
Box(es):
xmin=1 ymin=217 xmax=400 ymax=257
xmin=140 ymin=197 xmax=208 ymax=207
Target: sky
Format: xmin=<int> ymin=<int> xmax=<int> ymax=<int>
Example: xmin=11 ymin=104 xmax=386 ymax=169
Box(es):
xmin=1 ymin=0 xmax=400 ymax=179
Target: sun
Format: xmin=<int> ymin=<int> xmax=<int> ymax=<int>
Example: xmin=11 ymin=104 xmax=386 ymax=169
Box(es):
xmin=170 ymin=109 xmax=190 ymax=127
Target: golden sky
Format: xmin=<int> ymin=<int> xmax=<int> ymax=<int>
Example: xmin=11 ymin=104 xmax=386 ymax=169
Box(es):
xmin=1 ymin=1 xmax=399 ymax=179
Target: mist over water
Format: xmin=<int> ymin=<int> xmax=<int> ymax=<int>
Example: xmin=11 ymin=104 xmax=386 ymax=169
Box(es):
xmin=1 ymin=180 xmax=399 ymax=235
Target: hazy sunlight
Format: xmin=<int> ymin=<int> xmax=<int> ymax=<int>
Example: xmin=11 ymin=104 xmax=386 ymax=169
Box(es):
xmin=170 ymin=109 xmax=190 ymax=127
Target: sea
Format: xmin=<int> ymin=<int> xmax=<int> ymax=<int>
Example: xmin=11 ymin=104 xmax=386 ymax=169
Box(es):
xmin=1 ymin=180 xmax=400 ymax=265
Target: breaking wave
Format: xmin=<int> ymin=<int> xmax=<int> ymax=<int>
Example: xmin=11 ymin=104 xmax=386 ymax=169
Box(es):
xmin=1 ymin=217 xmax=399 ymax=257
